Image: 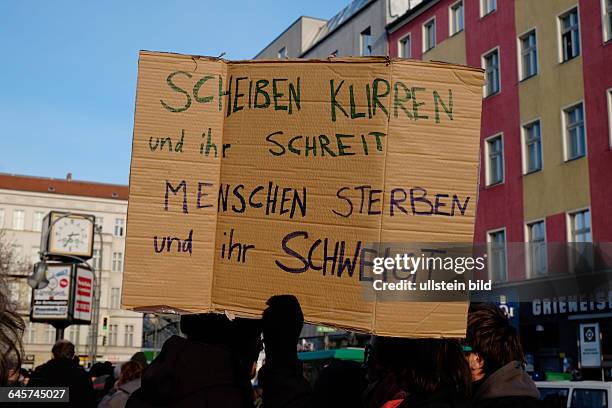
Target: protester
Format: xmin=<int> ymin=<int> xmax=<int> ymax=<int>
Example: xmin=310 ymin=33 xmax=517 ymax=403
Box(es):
xmin=28 ymin=339 xmax=95 ymax=407
xmin=99 ymin=360 xmax=144 ymax=408
xmin=126 ymin=313 xmax=261 ymax=407
xmin=466 ymin=303 xmax=542 ymax=408
xmin=90 ymin=361 xmax=117 ymax=404
xmin=310 ymin=359 xmax=367 ymax=408
xmin=365 ymin=337 xmax=471 ymax=408
xmin=257 ymin=295 xmax=312 ymax=408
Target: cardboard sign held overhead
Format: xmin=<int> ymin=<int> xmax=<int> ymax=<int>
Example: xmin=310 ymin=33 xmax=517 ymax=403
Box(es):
xmin=123 ymin=51 xmax=484 ymax=338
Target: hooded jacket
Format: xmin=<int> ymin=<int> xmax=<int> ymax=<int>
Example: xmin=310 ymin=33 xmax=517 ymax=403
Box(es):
xmin=126 ymin=336 xmax=253 ymax=408
xmin=472 ymin=361 xmax=542 ymax=408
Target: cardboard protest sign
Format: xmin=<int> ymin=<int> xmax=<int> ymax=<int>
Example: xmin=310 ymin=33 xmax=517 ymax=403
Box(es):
xmin=123 ymin=51 xmax=484 ymax=337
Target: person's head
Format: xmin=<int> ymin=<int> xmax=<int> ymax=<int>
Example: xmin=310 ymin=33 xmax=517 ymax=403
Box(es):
xmin=398 ymin=338 xmax=471 ymax=398
xmin=130 ymin=351 xmax=148 ymax=369
xmin=51 ymin=339 xmax=75 ymax=360
xmin=180 ymin=313 xmax=262 ymax=379
xmin=180 ymin=313 xmax=232 ymax=343
xmin=117 ymin=360 xmax=143 ymax=386
xmin=466 ymin=303 xmax=525 ymax=381
xmin=366 ymin=337 xmax=471 ymax=405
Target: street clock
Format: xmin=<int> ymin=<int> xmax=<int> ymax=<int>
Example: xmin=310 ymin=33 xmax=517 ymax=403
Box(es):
xmin=41 ymin=211 xmax=95 ymax=260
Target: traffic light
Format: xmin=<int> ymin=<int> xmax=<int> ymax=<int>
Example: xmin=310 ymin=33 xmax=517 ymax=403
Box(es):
xmin=102 ymin=317 xmax=108 ymax=330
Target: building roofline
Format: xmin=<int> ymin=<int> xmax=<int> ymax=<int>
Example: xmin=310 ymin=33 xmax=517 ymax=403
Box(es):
xmin=300 ymin=0 xmax=376 ymax=58
xmin=386 ymin=0 xmax=437 ymax=33
xmin=253 ymin=15 xmax=327 ymax=59
xmin=0 ymin=172 xmax=129 ymax=201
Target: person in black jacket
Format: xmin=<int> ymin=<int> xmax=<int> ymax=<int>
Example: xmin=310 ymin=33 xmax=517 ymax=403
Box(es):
xmin=127 ymin=313 xmax=261 ymax=408
xmin=365 ymin=337 xmax=471 ymax=408
xmin=28 ymin=339 xmax=95 ymax=407
xmin=466 ymin=303 xmax=542 ymax=408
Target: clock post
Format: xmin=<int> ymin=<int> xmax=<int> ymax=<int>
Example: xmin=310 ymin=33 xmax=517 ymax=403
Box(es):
xmin=28 ymin=211 xmax=99 ymax=362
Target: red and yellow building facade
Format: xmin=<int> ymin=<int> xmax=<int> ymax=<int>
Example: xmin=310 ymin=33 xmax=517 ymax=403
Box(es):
xmin=388 ymin=0 xmax=612 ymax=377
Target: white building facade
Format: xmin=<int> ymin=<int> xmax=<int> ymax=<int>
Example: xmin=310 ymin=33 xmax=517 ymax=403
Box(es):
xmin=0 ymin=173 xmax=142 ymax=369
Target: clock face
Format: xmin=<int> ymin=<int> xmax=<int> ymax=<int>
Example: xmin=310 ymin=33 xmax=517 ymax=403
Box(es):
xmin=50 ymin=216 xmax=93 ymax=256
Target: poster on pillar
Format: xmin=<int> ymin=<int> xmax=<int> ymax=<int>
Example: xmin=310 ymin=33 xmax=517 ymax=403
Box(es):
xmin=122 ymin=51 xmax=484 ymax=338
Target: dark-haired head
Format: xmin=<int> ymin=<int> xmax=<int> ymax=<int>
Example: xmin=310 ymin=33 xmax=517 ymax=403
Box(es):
xmin=466 ymin=303 xmax=524 ymax=379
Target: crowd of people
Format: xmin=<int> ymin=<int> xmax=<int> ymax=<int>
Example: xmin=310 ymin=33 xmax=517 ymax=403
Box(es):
xmin=1 ymin=290 xmax=544 ymax=407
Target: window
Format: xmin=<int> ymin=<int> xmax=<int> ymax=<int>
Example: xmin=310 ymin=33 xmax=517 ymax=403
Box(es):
xmin=563 ymin=103 xmax=586 ymax=160
xmin=559 ymin=8 xmax=580 ymax=62
xmin=32 ymin=211 xmax=44 ymax=232
xmin=523 ymin=120 xmax=542 ymax=173
xmin=124 ymin=325 xmax=134 ymax=347
xmin=109 ymin=324 xmax=118 ymax=346
xmin=68 ymin=326 xmax=79 ymax=344
xmin=25 ymin=322 xmax=36 ymax=343
xmin=0 ymin=208 xmax=5 ymax=228
xmin=483 ymin=48 xmax=500 ymax=96
xmin=95 ymin=216 xmax=103 ymax=232
xmin=486 ymin=135 xmax=504 ymax=185
xmin=30 ymin=246 xmax=40 ymax=264
xmin=520 ymin=30 xmax=538 ymax=79
xmin=569 ymin=209 xmax=591 ymax=242
xmin=423 ymin=19 xmax=436 ymax=52
xmin=571 ymin=389 xmax=607 ymax=408
xmin=526 ymin=220 xmax=547 ymax=277
xmin=111 ymin=287 xmax=120 ymax=309
xmin=539 ymin=388 xmax=569 ymax=406
xmin=112 ymin=252 xmax=123 ymax=272
xmin=605 ymin=0 xmax=612 ymax=42
xmin=278 ymin=47 xmax=287 ymax=59
xmin=113 ymin=218 xmax=124 ymax=237
xmin=450 ymin=1 xmax=464 ymax=35
xmin=488 ymin=229 xmax=507 ymax=282
xmin=481 ymin=0 xmax=496 ymax=17
xmin=360 ymin=27 xmax=372 ymax=56
xmin=92 ymin=249 xmax=102 ymax=270
xmin=12 ymin=209 xmax=25 ymax=230
xmin=399 ymin=34 xmax=411 ymax=58
xmin=45 ymin=325 xmax=55 ymax=344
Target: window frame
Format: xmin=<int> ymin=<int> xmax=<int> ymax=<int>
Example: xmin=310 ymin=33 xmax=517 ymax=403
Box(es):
xmin=487 ymin=227 xmax=508 ymax=282
xmin=518 ymin=28 xmax=538 ymax=81
xmin=521 ymin=118 xmax=543 ymax=174
xmin=525 ymin=219 xmax=548 ymax=278
xmin=277 ymin=46 xmax=287 ymax=59
xmin=112 ymin=252 xmax=123 ymax=272
xmin=110 ymin=287 xmax=120 ymax=310
xmin=557 ymin=6 xmax=581 ymax=63
xmin=449 ymin=0 xmax=464 ymax=36
xmin=12 ymin=209 xmax=25 ymax=230
xmin=561 ymin=101 xmax=587 ymax=161
xmin=360 ymin=27 xmax=373 ymax=56
xmin=422 ymin=17 xmax=437 ymax=53
xmin=398 ymin=33 xmax=412 ymax=58
xmin=124 ymin=325 xmax=134 ymax=347
xmin=481 ymin=46 xmax=501 ymax=97
xmin=484 ymin=133 xmax=505 ymax=186
xmin=113 ymin=218 xmax=125 ymax=237
xmin=566 ymin=207 xmax=592 ymax=243
xmin=480 ymin=0 xmax=497 ymax=18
